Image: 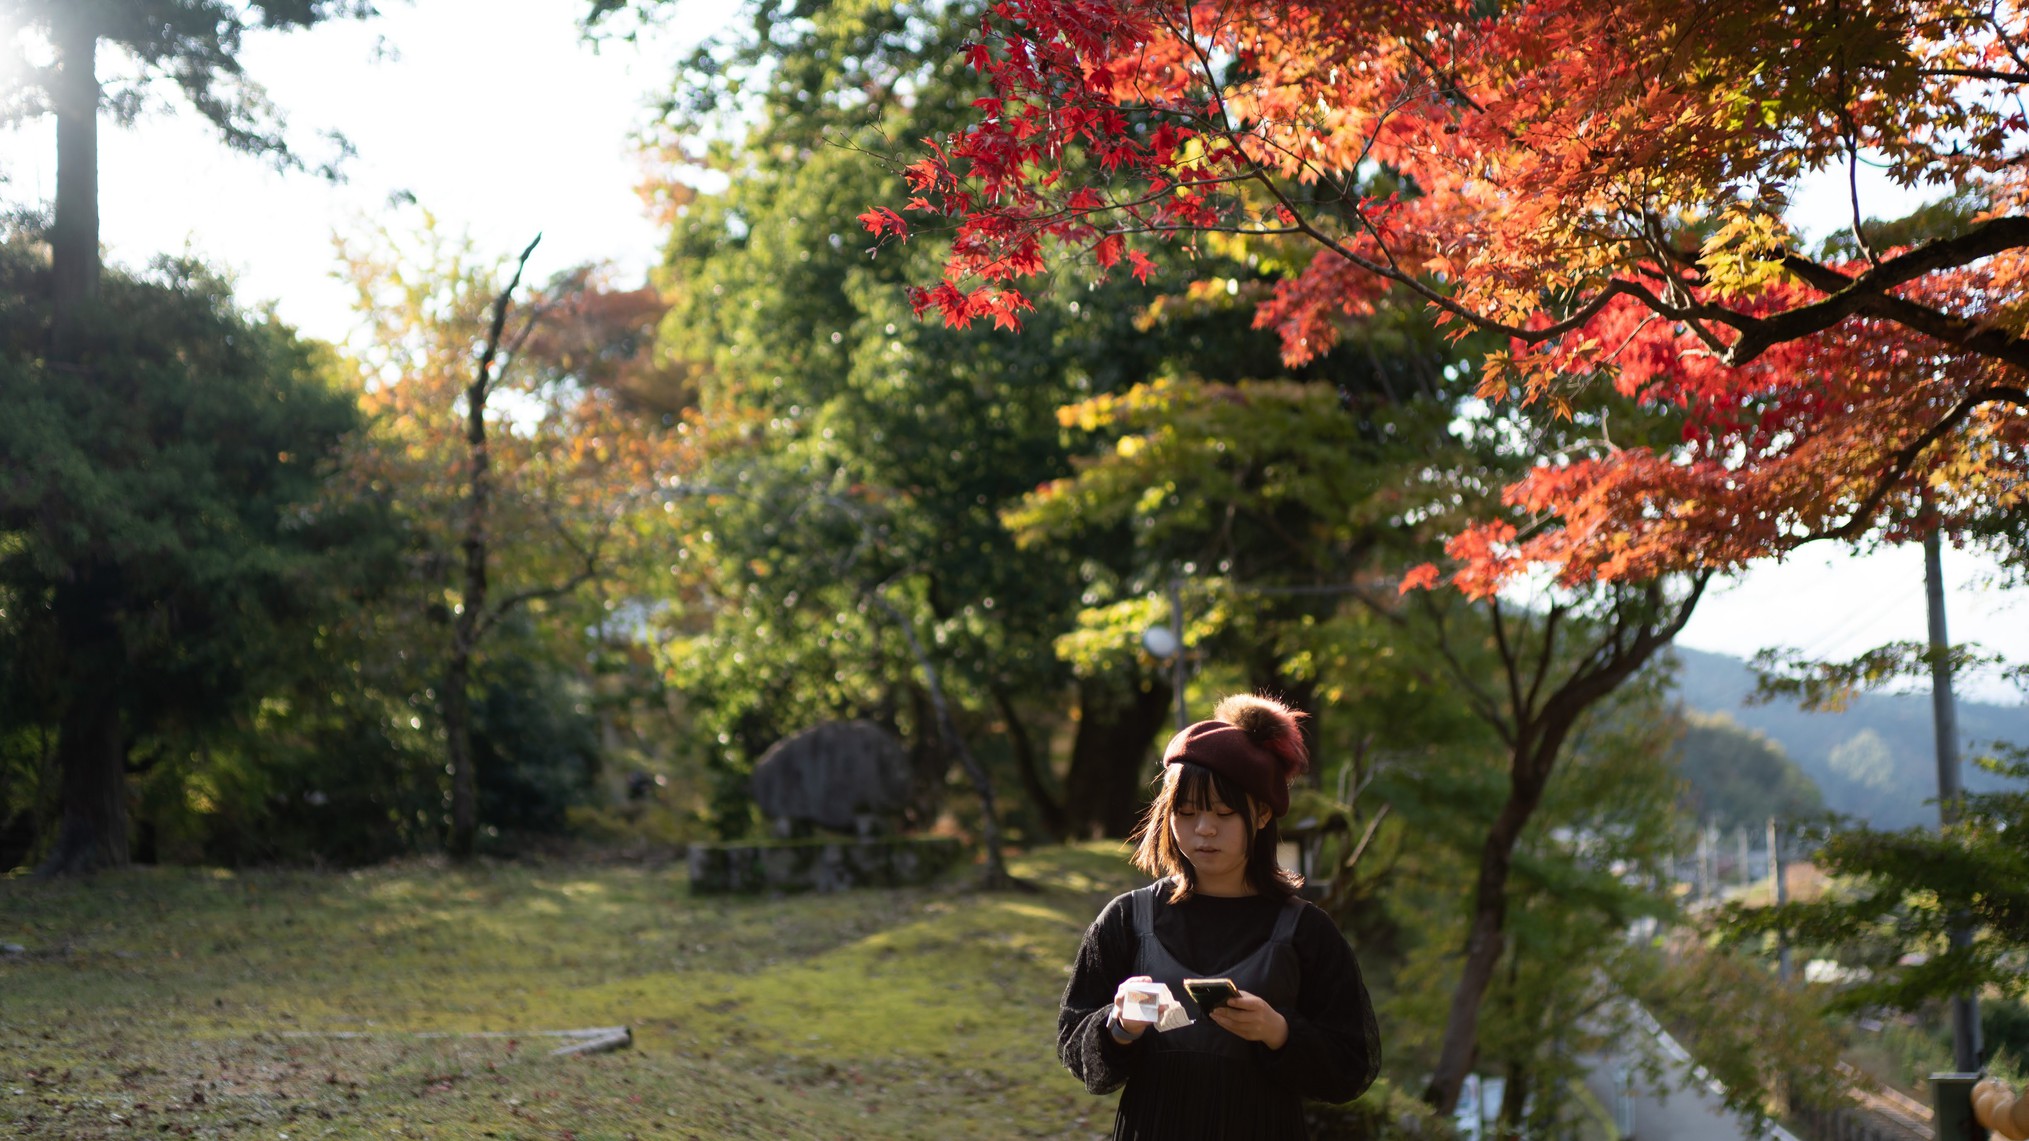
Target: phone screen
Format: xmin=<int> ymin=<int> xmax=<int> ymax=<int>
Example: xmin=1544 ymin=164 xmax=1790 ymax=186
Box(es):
xmin=1183 ymin=977 xmax=1238 ymax=1012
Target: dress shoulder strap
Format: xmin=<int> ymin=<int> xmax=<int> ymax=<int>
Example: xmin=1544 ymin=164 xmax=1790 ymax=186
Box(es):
xmin=1269 ymin=895 xmax=1306 ymax=944
xmin=1131 ymin=882 xmax=1158 ymax=937
xmin=1131 ymin=879 xmax=1184 ymax=937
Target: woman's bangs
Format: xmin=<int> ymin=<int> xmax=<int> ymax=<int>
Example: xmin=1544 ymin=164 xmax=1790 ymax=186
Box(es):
xmin=1168 ymin=762 xmax=1250 ymax=817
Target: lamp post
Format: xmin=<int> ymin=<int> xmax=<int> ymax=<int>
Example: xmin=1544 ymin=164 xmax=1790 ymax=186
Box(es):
xmin=1141 ymin=576 xmax=1188 ymax=733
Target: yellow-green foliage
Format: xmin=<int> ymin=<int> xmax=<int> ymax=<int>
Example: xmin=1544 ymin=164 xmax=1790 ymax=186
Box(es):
xmin=0 ymin=844 xmax=1145 ymax=1139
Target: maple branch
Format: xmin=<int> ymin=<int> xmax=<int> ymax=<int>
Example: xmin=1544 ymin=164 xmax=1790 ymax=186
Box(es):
xmin=1400 ymin=38 xmax=1487 ymax=117
xmin=1156 ymin=0 xmax=1435 ymax=297
xmin=1522 ymin=601 xmax=1563 ymax=717
xmin=471 ymin=234 xmax=543 ymax=411
xmin=1917 ymin=66 xmax=2029 ymax=83
xmin=1155 ymin=6 xmax=1366 ymax=223
xmin=1347 ymin=579 xmax=1512 ymax=739
xmin=1412 ymin=590 xmax=1515 ymax=742
xmin=1843 ymin=123 xmax=1880 ymax=265
xmin=1517 ymin=576 xmax=1707 ymax=781
xmin=1601 ymin=313 xmax=1662 ymax=370
xmin=1248 ymin=173 xmax=1654 ymax=342
xmin=475 ymin=484 xmax=615 ymax=644
xmin=1087 ymin=171 xmax=1261 ymax=219
xmin=1191 ymin=129 xmax=2028 ymax=371
xmin=1640 ymin=211 xmax=1704 ymax=273
xmin=1800 ymin=382 xmax=2029 ymax=546
xmin=1489 ymin=599 xmax=1526 ymax=721
xmin=1124 ymin=222 xmax=1308 ymax=238
xmin=1776 ymin=230 xmax=2029 ymax=372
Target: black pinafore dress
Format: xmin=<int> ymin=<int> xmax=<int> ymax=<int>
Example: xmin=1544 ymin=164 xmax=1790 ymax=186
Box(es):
xmin=1113 ymin=883 xmax=1309 ymax=1141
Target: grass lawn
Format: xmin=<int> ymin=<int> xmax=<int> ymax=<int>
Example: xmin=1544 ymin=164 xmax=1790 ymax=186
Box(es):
xmin=0 ymin=843 xmax=1147 ymax=1140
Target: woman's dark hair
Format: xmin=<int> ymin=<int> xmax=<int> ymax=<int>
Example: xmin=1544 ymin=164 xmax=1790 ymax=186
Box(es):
xmin=1128 ymin=761 xmax=1302 ymax=903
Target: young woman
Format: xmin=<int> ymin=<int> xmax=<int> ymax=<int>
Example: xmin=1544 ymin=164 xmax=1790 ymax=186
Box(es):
xmin=1058 ymin=694 xmax=1380 ymax=1140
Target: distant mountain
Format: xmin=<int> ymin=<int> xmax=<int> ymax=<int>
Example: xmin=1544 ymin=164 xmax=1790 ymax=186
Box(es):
xmin=1669 ymin=645 xmax=2029 ymax=830
xmin=1670 ymin=708 xmax=1825 ymax=834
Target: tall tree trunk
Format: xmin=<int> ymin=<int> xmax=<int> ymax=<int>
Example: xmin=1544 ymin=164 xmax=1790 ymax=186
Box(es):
xmin=1423 ymin=730 xmax=1563 ymax=1112
xmin=1061 ymin=676 xmax=1173 ymax=838
xmin=444 ymin=309 xmax=494 ymax=859
xmin=991 ymin=683 xmax=1066 ymax=840
xmin=444 ymin=638 xmax=478 ymax=857
xmin=38 ymin=571 xmax=127 ymax=875
xmin=1495 ymin=1061 xmax=1529 ymax=1138
xmin=51 ymin=1 xmax=101 ymax=344
xmin=444 ymin=335 xmax=492 ymax=856
xmin=41 ymin=683 xmax=126 ymax=874
xmin=444 ymin=235 xmax=539 ymax=858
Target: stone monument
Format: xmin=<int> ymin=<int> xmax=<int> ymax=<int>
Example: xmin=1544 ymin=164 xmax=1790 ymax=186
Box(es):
xmin=749 ymin=719 xmax=912 ymax=838
xmin=689 ymin=720 xmax=959 ymax=895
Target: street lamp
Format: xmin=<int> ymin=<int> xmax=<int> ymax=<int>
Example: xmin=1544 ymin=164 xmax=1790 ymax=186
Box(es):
xmin=1141 ymin=576 xmax=1189 ymax=732
xmin=1140 ymin=623 xmax=1179 ymax=659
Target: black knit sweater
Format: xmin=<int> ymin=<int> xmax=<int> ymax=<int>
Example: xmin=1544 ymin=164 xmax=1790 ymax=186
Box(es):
xmin=1057 ymin=886 xmax=1381 ymax=1140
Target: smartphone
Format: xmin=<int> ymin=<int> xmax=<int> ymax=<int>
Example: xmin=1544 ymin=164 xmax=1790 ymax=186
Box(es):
xmin=1183 ymin=977 xmax=1239 ymax=1013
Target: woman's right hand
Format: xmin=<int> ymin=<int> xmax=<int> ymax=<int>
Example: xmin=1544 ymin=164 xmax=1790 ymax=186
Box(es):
xmin=1111 ymin=975 xmax=1156 ymax=1040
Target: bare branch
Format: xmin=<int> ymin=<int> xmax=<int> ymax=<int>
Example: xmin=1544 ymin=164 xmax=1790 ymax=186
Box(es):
xmin=1342 ymin=802 xmax=1394 ymax=873
xmin=477 ymin=563 xmax=603 ymax=642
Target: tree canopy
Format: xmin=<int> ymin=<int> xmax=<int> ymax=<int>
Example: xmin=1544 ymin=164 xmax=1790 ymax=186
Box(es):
xmin=866 ymin=0 xmax=2029 ymax=590
xmin=0 ymin=235 xmax=372 ymax=872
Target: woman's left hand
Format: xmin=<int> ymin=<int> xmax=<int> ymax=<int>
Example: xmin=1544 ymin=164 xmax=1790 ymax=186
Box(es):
xmin=1208 ymin=990 xmax=1289 ymax=1050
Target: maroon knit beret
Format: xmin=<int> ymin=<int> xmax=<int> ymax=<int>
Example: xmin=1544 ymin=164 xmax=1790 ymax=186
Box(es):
xmin=1161 ymin=694 xmax=1309 ymax=817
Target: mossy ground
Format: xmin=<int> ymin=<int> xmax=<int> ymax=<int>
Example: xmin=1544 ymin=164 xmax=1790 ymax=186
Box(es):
xmin=0 ymin=843 xmax=1145 ymax=1140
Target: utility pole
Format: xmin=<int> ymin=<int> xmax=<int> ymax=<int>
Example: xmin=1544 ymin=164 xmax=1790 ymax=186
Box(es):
xmin=1696 ymin=823 xmax=1712 ymax=903
xmin=1768 ymin=816 xmax=1791 ymax=985
xmin=1924 ymin=524 xmax=1982 ymax=1072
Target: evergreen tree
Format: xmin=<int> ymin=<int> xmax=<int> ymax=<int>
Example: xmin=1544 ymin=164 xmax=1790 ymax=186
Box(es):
xmin=0 ymin=234 xmax=368 ymax=873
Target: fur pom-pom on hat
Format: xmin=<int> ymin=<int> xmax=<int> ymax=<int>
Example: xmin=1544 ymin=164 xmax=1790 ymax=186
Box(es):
xmin=1162 ymin=693 xmax=1310 ymax=816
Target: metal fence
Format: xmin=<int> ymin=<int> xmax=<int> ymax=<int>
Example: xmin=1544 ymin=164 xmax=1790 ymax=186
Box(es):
xmin=1790 ymin=1081 xmax=1933 ymax=1141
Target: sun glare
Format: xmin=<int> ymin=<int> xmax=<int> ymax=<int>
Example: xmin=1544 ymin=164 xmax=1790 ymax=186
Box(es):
xmin=1 ymin=15 xmax=56 ymax=86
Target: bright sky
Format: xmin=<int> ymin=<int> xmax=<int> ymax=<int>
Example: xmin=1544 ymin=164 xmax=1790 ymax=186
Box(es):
xmin=0 ymin=1 xmax=2020 ymax=704
xmin=0 ymin=0 xmax=732 ymax=348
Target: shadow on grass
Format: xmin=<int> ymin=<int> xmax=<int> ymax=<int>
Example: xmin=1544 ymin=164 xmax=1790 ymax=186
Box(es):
xmin=0 ymin=843 xmax=1143 ymax=1140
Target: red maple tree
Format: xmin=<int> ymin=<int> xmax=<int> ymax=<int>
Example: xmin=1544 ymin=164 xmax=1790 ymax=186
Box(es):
xmin=865 ymin=0 xmax=2029 ymax=593
xmin=865 ymin=0 xmax=2029 ymax=1114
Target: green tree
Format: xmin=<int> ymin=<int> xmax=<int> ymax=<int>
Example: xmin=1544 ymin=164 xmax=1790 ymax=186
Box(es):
xmin=1726 ymin=753 xmax=2029 ymax=1012
xmin=1725 ymin=644 xmax=2029 ymax=1010
xmin=641 ymin=0 xmax=1322 ymax=844
xmin=1383 ymin=681 xmax=1670 ymax=1133
xmin=0 ymin=234 xmax=371 ymax=873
